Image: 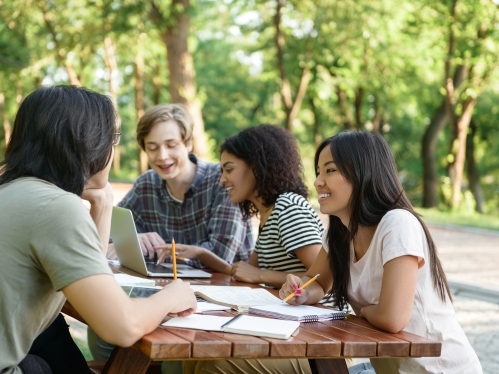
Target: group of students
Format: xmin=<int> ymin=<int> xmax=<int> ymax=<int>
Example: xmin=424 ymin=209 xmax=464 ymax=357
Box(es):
xmin=0 ymin=85 xmax=482 ymax=374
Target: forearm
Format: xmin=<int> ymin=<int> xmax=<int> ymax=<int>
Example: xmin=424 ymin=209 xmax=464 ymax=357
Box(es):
xmin=259 ymin=270 xmax=308 ymax=289
xmin=196 ymin=246 xmax=232 ymax=274
xmin=360 ymin=304 xmax=407 ymax=333
xmin=88 ymin=191 xmax=114 ymax=254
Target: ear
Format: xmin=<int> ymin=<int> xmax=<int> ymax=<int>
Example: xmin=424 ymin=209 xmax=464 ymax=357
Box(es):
xmin=185 ymin=139 xmax=193 ymax=153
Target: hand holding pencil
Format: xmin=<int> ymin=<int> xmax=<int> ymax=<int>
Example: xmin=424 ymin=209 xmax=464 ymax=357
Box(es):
xmin=279 ymin=274 xmax=320 ymax=304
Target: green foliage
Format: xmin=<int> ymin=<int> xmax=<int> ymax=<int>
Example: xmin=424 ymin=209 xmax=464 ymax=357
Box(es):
xmin=1 ymin=0 xmax=498 ymax=216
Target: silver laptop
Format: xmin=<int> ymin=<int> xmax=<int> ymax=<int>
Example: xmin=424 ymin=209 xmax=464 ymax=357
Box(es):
xmin=110 ymin=206 xmax=212 ymax=278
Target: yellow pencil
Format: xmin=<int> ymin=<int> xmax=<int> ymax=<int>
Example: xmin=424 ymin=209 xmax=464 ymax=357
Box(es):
xmin=172 ymin=238 xmax=177 ymax=280
xmin=283 ymin=274 xmax=320 ymax=302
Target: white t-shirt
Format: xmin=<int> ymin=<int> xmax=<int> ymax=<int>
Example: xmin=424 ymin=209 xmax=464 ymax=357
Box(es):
xmin=323 ymin=209 xmax=482 ymax=374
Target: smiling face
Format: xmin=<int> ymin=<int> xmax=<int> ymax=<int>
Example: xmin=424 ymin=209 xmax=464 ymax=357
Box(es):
xmin=144 ymin=120 xmax=192 ymax=181
xmin=219 ymin=151 xmax=256 ymax=204
xmin=314 ymin=146 xmax=353 ymax=226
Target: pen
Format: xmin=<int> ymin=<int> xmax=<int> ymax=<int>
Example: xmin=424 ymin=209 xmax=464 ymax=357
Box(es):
xmin=283 ymin=274 xmax=320 ymax=303
xmin=172 ymin=238 xmax=177 ymax=280
xmin=220 ymin=314 xmax=243 ymax=330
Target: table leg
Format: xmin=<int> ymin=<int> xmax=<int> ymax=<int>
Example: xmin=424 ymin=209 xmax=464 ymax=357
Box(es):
xmin=309 ymin=358 xmax=349 ymax=374
xmin=101 ymin=346 xmax=152 ymax=374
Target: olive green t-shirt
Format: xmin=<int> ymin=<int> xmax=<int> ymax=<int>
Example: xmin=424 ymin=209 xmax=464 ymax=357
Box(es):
xmin=0 ymin=177 xmax=112 ymax=374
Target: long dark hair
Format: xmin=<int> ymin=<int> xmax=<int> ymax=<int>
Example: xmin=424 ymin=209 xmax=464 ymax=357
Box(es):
xmin=0 ymin=85 xmax=116 ymax=196
xmin=314 ymin=131 xmax=451 ymax=310
xmin=220 ymin=124 xmax=308 ymax=219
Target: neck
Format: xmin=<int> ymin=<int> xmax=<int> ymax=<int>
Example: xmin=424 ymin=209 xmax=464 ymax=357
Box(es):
xmin=352 ymin=225 xmax=377 ymax=261
xmin=252 ymin=199 xmax=274 ymax=227
xmin=165 ymin=159 xmax=197 ymax=200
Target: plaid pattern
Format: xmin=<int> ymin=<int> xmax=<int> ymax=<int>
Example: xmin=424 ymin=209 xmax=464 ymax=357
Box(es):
xmin=118 ymin=154 xmax=253 ymax=268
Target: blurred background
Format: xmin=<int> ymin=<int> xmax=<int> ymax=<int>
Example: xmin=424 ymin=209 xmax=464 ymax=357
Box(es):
xmin=1 ymin=0 xmax=499 ymax=226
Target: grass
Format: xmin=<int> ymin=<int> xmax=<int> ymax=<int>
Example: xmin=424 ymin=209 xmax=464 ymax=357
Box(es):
xmin=415 ymin=207 xmax=499 ymax=232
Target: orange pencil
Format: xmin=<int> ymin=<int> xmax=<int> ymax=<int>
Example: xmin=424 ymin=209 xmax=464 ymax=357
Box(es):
xmin=172 ymin=238 xmax=177 ymax=280
xmin=283 ymin=274 xmax=320 ymax=302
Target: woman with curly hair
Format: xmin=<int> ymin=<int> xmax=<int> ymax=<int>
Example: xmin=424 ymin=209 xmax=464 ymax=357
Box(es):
xmin=220 ymin=124 xmax=323 ymax=288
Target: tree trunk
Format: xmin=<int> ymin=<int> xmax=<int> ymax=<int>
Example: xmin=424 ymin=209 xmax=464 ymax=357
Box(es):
xmin=309 ymin=96 xmax=322 ymax=145
xmin=450 ymin=97 xmax=476 ymax=208
xmin=40 ymin=4 xmax=81 ymax=86
xmin=273 ymin=0 xmax=310 ymax=131
xmin=0 ymin=93 xmax=11 ymax=147
xmin=465 ymin=121 xmax=484 ymax=213
xmin=150 ymin=0 xmax=208 ymax=158
xmin=104 ymin=36 xmax=120 ymax=172
xmin=421 ymin=65 xmax=466 ymax=208
xmin=372 ymin=94 xmax=382 ymax=134
xmin=354 ymin=86 xmax=363 ymax=129
xmin=152 ymin=63 xmax=161 ymax=105
xmin=134 ymin=48 xmax=149 ymax=174
xmin=336 ymin=86 xmax=355 ymax=129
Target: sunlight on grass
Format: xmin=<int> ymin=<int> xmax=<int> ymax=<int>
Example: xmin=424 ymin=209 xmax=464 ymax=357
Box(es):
xmin=416 ymin=208 xmax=499 ymax=232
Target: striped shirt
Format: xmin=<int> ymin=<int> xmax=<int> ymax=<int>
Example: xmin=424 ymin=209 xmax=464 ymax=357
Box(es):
xmin=118 ymin=154 xmax=254 ymax=268
xmin=255 ymin=192 xmax=324 ymax=272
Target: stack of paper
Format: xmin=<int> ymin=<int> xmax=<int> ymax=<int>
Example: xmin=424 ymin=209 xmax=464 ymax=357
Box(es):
xmin=248 ymin=304 xmax=346 ymax=322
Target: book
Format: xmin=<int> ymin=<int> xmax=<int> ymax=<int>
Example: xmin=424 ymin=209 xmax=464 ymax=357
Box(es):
xmin=162 ymin=314 xmax=300 ymax=340
xmin=190 ymin=285 xmax=281 ymax=312
xmin=248 ymin=304 xmax=346 ymax=322
xmin=114 ymin=273 xmax=156 ymax=286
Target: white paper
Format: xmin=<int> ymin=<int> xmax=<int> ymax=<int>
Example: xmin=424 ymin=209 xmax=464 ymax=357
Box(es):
xmin=162 ymin=314 xmax=232 ymax=331
xmin=190 ymin=286 xmax=281 ymax=309
xmin=114 ymin=273 xmax=156 ymax=286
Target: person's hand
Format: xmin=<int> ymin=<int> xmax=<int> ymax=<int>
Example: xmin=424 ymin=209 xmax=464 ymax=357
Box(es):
xmin=279 ymin=274 xmax=309 ymax=305
xmin=160 ymin=279 xmax=197 ymax=316
xmin=137 ymin=232 xmax=166 ymax=260
xmin=230 ymin=261 xmax=263 ymax=284
xmin=155 ymin=243 xmax=203 ymax=264
xmin=106 ymin=243 xmax=118 ymax=260
xmin=82 ymin=181 xmax=114 ymax=206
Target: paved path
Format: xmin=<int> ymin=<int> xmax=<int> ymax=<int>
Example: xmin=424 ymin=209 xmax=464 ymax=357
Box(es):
xmin=94 ymin=183 xmax=499 ymax=372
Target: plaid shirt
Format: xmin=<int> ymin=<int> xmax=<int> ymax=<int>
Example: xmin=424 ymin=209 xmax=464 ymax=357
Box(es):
xmin=118 ymin=154 xmax=253 ymax=268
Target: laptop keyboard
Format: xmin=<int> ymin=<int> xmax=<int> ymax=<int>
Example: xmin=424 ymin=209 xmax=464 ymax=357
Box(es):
xmin=145 ymin=262 xmax=182 ymax=274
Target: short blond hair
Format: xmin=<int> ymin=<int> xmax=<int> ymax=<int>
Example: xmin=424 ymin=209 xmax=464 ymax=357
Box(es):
xmin=136 ymin=104 xmax=193 ymax=150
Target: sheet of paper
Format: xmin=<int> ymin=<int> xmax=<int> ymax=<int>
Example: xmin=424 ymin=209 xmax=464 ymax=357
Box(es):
xmin=114 ymin=273 xmax=156 ymax=286
xmin=162 ymin=314 xmax=232 ymax=331
xmin=196 ymin=300 xmax=231 ymax=312
xmin=190 ymin=286 xmax=281 ymax=306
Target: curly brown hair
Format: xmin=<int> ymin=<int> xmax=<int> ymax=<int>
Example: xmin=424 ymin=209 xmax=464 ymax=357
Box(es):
xmin=220 ymin=124 xmax=308 ymax=219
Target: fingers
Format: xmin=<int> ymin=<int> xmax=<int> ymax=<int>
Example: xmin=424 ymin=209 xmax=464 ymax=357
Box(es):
xmin=138 ymin=232 xmax=166 ymax=259
xmin=156 ymin=245 xmax=172 ymax=263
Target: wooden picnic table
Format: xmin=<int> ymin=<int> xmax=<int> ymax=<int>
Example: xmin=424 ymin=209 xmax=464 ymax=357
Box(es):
xmin=62 ymin=265 xmax=441 ymax=374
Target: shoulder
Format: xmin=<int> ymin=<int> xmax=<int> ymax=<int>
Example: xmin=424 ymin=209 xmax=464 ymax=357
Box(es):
xmin=379 ymin=209 xmax=423 ymax=232
xmin=133 ymin=169 xmax=162 ymax=188
xmin=275 ymin=192 xmax=312 ymax=209
xmin=200 ymin=160 xmax=222 ymax=181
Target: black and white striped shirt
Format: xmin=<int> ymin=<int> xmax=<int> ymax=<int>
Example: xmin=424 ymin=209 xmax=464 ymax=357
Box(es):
xmin=255 ymin=192 xmax=324 ymax=272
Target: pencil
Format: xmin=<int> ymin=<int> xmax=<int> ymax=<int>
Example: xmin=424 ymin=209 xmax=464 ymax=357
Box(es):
xmin=172 ymin=238 xmax=177 ymax=280
xmin=283 ymin=274 xmax=320 ymax=302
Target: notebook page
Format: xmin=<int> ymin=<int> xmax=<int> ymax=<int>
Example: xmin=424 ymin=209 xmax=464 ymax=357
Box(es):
xmin=162 ymin=314 xmax=232 ymax=331
xmin=224 ymin=315 xmax=300 ymax=339
xmin=190 ymin=286 xmax=281 ymax=307
xmin=252 ymin=304 xmax=338 ymax=317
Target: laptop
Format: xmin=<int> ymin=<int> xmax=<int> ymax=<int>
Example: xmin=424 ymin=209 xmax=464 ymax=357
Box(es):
xmin=110 ymin=206 xmax=212 ymax=278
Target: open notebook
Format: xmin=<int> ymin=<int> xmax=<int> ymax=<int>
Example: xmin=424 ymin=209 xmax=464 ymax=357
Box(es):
xmin=249 ymin=304 xmax=346 ymax=322
xmin=162 ymin=314 xmax=299 ymax=340
xmin=190 ymin=285 xmax=281 ymax=312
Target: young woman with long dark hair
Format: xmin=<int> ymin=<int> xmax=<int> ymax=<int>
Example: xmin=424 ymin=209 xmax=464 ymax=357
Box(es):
xmin=0 ymin=86 xmax=196 ymax=374
xmin=280 ymin=131 xmax=481 ymax=373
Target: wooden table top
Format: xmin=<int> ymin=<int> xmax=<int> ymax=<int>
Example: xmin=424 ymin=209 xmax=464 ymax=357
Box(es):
xmin=62 ymin=265 xmax=441 ymax=374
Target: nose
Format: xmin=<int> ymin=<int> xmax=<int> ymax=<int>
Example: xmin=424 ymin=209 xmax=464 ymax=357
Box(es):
xmin=158 ymin=145 xmax=170 ymax=160
xmin=314 ymin=174 xmax=325 ymax=189
xmin=219 ymin=173 xmax=226 ymax=185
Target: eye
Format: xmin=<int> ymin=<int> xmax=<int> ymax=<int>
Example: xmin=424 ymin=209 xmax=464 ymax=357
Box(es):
xmin=147 ymin=146 xmax=158 ymax=151
xmin=326 ymin=168 xmax=336 ymax=173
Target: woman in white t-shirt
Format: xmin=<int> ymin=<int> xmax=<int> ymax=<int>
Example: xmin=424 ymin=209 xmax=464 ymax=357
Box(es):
xmin=279 ymin=131 xmax=482 ymax=374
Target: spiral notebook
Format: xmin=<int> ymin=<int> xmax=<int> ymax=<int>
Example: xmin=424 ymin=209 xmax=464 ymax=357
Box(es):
xmin=248 ymin=304 xmax=346 ymax=322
